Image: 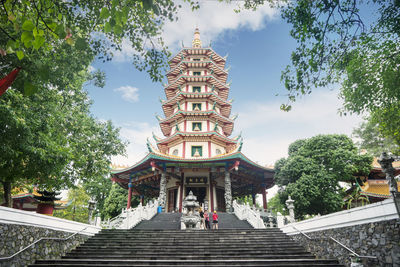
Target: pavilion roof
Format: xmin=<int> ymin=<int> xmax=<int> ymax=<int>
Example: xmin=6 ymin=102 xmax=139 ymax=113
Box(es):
xmin=360 ymin=180 xmax=400 ymax=199
xmin=111 ymin=150 xmax=274 ymax=180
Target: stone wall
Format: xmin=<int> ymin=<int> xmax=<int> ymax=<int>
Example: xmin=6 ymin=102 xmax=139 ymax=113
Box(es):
xmin=0 ymin=223 xmax=89 ymax=267
xmin=290 ymin=219 xmax=400 ymax=267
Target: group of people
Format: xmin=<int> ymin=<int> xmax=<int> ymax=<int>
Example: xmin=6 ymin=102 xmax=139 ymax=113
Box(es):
xmin=199 ymin=208 xmax=218 ymax=230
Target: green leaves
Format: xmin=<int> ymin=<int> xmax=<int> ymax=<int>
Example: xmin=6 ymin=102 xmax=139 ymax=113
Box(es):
xmin=22 ymin=20 xmax=34 ymax=31
xmin=100 ymin=7 xmax=110 ymax=19
xmin=23 ymin=81 xmax=37 ymax=96
xmin=16 ymin=50 xmax=24 ymax=60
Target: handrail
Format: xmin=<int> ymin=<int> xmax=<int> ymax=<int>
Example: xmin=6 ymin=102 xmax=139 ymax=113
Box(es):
xmin=0 ymin=226 xmax=89 ymax=261
xmin=290 ymin=225 xmax=377 ymax=260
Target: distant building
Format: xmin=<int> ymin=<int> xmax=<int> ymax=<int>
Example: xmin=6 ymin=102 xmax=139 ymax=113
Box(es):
xmin=111 ymin=28 xmax=274 ymax=212
xmin=3 ymin=188 xmax=69 ymax=215
xmin=359 ymin=158 xmax=400 ymax=202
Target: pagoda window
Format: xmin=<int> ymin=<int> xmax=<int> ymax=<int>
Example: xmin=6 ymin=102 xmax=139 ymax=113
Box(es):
xmin=192 ymin=103 xmax=201 ymax=111
xmin=193 ymin=86 xmax=201 ymax=93
xmin=191 ymin=146 xmax=202 ymax=157
xmin=192 ymin=122 xmax=202 ymax=131
xmin=193 ymin=59 xmax=200 ymax=61
xmin=193 ymin=71 xmax=201 ymax=76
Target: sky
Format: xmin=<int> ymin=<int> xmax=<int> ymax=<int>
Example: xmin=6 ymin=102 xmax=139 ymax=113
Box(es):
xmin=84 ymin=1 xmax=364 ymax=180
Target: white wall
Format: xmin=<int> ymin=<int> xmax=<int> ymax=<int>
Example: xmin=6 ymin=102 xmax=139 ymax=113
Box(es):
xmin=280 ymin=198 xmax=399 ymax=235
xmin=0 ymin=206 xmax=100 ymax=236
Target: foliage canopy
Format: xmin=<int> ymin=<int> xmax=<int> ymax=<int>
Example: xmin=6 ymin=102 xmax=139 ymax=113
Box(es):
xmin=274 ymin=134 xmax=372 ymax=218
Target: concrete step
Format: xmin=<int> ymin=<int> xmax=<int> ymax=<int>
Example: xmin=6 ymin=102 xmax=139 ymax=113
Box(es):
xmin=31 ymin=258 xmax=343 ymax=266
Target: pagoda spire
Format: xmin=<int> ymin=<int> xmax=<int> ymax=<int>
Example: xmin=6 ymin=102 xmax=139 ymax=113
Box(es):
xmin=192 ymin=27 xmax=202 ymax=48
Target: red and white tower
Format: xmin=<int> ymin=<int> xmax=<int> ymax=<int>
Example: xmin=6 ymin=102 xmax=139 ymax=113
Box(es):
xmin=154 ymin=28 xmax=240 ymax=159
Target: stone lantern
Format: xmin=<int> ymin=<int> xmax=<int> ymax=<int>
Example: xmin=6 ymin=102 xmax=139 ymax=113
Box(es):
xmin=180 ymin=191 xmax=201 ymax=229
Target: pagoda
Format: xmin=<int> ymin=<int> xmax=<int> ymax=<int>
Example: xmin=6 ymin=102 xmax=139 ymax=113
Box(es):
xmin=111 ymin=28 xmax=274 ymax=212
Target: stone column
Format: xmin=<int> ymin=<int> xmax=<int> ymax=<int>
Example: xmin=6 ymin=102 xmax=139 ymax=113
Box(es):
xmin=224 ymin=170 xmax=232 ymax=212
xmin=158 ymin=171 xmax=167 ymax=210
xmin=378 ymin=152 xmax=400 ymax=217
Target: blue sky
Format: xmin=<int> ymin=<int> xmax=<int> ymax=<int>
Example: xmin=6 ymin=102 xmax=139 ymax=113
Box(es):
xmin=84 ymin=1 xmax=364 ymax=169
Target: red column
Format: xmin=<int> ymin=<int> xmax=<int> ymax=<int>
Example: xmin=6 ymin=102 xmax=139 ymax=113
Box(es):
xmin=262 ymin=187 xmax=267 ymax=211
xmin=207 ymin=121 xmax=210 ymax=131
xmin=205 ymin=85 xmax=208 ymax=92
xmin=182 ymin=141 xmax=186 ymax=158
xmin=127 ymin=182 xmax=133 ymax=209
xmin=208 ymin=141 xmax=211 ymax=157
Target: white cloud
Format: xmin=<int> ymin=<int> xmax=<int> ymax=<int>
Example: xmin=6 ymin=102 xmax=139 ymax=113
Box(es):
xmin=113 ymin=1 xmax=278 ymax=61
xmin=235 ymin=89 xmax=363 ymax=166
xmin=162 ymin=1 xmax=278 ymax=50
xmin=112 ymin=121 xmax=161 ymax=166
xmin=114 ymin=86 xmax=140 ymax=103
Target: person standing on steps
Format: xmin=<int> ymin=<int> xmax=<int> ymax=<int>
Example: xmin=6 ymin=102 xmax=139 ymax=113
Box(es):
xmin=199 ymin=207 xmax=205 ymax=229
xmin=204 ymin=210 xmax=210 ymax=229
xmin=212 ymin=211 xmax=218 ymax=230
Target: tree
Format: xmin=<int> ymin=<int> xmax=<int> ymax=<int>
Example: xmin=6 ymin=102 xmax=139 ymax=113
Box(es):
xmin=0 ymin=76 xmax=126 ymax=206
xmin=276 ymin=0 xmax=400 ymax=149
xmin=274 ymin=134 xmax=372 ymax=218
xmin=102 ymin=183 xmax=140 ymax=219
xmin=83 ymin=176 xmax=113 ymax=220
xmin=0 ymin=0 xmax=189 ymax=96
xmin=237 ymin=0 xmax=400 ymax=150
xmin=267 ymin=194 xmax=287 ymax=215
xmin=54 ymin=185 xmax=90 ymax=223
xmin=352 ymin=116 xmax=399 ymax=156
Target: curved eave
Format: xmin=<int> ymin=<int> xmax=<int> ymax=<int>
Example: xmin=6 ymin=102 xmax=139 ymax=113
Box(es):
xmin=168 ymin=47 xmax=226 ymax=65
xmin=111 ymin=151 xmax=274 ymax=185
xmin=167 ymin=61 xmax=228 ymax=84
xmin=159 ymin=110 xmax=233 ymax=125
xmin=162 ymin=99 xmax=232 ymax=118
xmin=163 ymin=92 xmax=231 ymax=108
xmin=156 ymin=131 xmax=239 ymax=145
xmin=165 ymin=75 xmax=229 ymax=92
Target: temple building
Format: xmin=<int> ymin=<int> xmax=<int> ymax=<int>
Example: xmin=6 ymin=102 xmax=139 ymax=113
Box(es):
xmin=111 ymin=29 xmax=274 ymax=212
xmin=358 ymin=158 xmax=400 ymax=202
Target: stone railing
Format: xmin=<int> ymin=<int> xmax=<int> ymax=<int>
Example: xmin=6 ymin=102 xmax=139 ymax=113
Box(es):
xmin=0 ymin=206 xmax=100 ymax=235
xmin=232 ymin=200 xmax=265 ymax=229
xmin=103 ymin=200 xmax=159 ymax=229
xmin=0 ymin=206 xmax=101 ymax=267
xmin=280 ymin=198 xmax=399 ymax=266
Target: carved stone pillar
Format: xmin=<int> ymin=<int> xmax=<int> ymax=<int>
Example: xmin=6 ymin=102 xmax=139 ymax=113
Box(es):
xmin=224 ymin=170 xmax=232 ymax=212
xmin=378 ymin=152 xmax=400 ymax=217
xmin=158 ymin=171 xmax=167 ymax=210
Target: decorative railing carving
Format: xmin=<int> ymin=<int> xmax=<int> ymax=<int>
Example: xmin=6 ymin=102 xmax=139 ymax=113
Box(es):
xmin=232 ymin=200 xmax=265 ymax=229
xmin=103 ymin=200 xmax=159 ymax=229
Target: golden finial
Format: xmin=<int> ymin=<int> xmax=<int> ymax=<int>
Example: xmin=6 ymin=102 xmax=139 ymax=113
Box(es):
xmin=192 ymin=27 xmax=202 ymax=48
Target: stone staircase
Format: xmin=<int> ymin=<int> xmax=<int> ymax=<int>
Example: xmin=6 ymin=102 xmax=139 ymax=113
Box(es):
xmin=29 ymin=213 xmax=344 ymax=266
xmin=135 ymin=212 xmax=182 ymax=230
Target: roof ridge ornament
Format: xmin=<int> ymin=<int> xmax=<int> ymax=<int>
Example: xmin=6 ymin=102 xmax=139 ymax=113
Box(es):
xmin=152 ymin=132 xmax=160 ymax=142
xmin=192 ymin=27 xmax=202 ymax=48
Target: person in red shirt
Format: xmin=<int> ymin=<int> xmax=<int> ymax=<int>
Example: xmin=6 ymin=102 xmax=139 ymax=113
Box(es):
xmin=212 ymin=211 xmax=218 ymax=230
